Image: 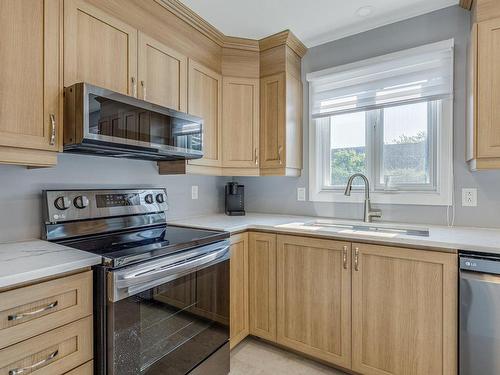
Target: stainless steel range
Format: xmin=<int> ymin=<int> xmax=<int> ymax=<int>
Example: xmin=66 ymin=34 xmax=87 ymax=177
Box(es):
xmin=42 ymin=189 xmax=230 ymax=375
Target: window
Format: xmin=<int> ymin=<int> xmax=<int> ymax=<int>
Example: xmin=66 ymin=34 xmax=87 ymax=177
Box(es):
xmin=308 ymin=40 xmax=454 ymax=205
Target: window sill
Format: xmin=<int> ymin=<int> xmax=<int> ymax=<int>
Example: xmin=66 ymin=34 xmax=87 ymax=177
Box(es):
xmin=309 ymin=189 xmax=452 ymax=206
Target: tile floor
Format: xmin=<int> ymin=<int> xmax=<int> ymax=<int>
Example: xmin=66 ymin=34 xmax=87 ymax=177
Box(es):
xmin=230 ymin=338 xmax=348 ymax=375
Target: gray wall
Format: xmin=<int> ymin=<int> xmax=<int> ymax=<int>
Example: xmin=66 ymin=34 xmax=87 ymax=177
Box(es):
xmin=0 ymin=154 xmax=228 ymax=242
xmin=240 ymin=5 xmax=500 ymax=228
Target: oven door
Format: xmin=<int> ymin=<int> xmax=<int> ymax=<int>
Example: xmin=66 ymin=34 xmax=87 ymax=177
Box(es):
xmin=106 ymin=241 xmax=230 ymax=375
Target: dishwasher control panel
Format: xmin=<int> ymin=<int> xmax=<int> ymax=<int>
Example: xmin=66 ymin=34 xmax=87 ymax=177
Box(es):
xmin=460 ymin=255 xmax=500 ymax=275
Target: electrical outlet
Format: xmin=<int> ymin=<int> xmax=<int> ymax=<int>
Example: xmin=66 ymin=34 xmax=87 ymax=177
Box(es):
xmin=297 ymin=187 xmax=306 ymax=201
xmin=462 ymin=188 xmax=477 ymax=207
xmin=191 ymin=185 xmax=199 ymax=200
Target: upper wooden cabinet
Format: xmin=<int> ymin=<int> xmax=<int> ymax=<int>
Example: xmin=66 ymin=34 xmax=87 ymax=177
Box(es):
xmin=187 ymin=59 xmax=223 ymax=170
xmin=222 ymin=77 xmax=260 ymax=173
xmin=351 ymin=243 xmax=457 ymax=375
xmin=64 ymin=0 xmax=137 ymax=96
xmin=276 ymin=235 xmax=352 ymax=369
xmin=138 ymin=32 xmax=187 ymax=111
xmin=467 ymin=18 xmax=500 ymax=169
xmin=259 ymin=45 xmax=303 ymax=177
xmin=0 ymin=0 xmax=62 ymax=167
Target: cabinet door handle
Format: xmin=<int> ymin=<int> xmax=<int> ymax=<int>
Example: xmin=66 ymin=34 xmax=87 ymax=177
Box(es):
xmin=9 ymin=350 xmax=58 ymax=375
xmin=354 ymin=247 xmax=360 ymax=271
xmin=49 ymin=114 xmax=56 ymax=146
xmin=141 ymin=80 xmax=146 ymax=100
xmin=131 ymin=77 xmax=137 ymax=97
xmin=278 ymin=145 xmax=283 ymax=165
xmin=8 ymin=301 xmax=58 ymax=321
xmin=343 ymin=246 xmax=348 ymax=269
xmin=255 ymin=148 xmax=259 ymax=165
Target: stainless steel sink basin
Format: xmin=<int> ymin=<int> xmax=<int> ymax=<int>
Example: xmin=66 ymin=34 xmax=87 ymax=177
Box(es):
xmin=304 ymin=220 xmax=430 ymax=237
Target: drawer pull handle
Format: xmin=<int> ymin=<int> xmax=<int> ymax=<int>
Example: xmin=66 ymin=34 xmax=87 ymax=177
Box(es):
xmin=8 ymin=301 xmax=58 ymax=321
xmin=49 ymin=114 xmax=56 ymax=146
xmin=255 ymin=148 xmax=259 ymax=165
xmin=354 ymin=247 xmax=360 ymax=271
xmin=9 ymin=349 xmax=58 ymax=375
xmin=343 ymin=245 xmax=348 ymax=269
xmin=278 ymin=145 xmax=283 ymax=165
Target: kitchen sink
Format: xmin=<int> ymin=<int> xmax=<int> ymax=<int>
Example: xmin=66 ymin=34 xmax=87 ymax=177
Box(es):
xmin=303 ymin=220 xmax=430 ymax=237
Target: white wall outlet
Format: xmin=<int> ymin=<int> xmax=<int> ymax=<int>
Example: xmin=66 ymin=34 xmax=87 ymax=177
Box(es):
xmin=297 ymin=187 xmax=306 ymax=201
xmin=191 ymin=185 xmax=199 ymax=200
xmin=462 ymin=188 xmax=477 ymax=207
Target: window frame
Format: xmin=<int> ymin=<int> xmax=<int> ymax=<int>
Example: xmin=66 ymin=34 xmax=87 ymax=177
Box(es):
xmin=309 ymin=98 xmax=453 ymax=206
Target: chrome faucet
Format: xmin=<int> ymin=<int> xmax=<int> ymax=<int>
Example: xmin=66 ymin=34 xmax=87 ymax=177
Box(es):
xmin=344 ymin=173 xmax=382 ymax=223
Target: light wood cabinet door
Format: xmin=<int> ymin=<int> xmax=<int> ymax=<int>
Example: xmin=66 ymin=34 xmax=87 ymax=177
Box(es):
xmin=65 ymin=360 xmax=93 ymax=375
xmin=0 ymin=0 xmax=61 ymax=153
xmin=187 ymin=59 xmax=222 ymax=167
xmin=230 ymin=233 xmax=249 ymax=349
xmin=276 ymin=235 xmax=351 ymax=368
xmin=351 ymin=243 xmax=457 ymax=375
xmin=222 ymin=77 xmax=259 ymax=169
xmin=260 ymin=73 xmax=286 ymax=169
xmin=138 ymin=32 xmax=187 ymax=111
xmin=248 ymin=232 xmax=277 ymax=341
xmin=64 ymin=0 xmax=137 ymax=96
xmin=477 ymin=18 xmax=500 ymax=158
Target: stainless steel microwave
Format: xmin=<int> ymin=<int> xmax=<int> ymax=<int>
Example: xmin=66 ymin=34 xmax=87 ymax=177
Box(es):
xmin=63 ymin=83 xmax=203 ymax=161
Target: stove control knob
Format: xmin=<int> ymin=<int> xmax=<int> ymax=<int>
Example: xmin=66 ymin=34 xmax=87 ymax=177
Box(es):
xmin=74 ymin=195 xmax=90 ymax=209
xmin=144 ymin=194 xmax=154 ymax=204
xmin=156 ymin=193 xmax=165 ymax=204
xmin=54 ymin=196 xmax=71 ymax=210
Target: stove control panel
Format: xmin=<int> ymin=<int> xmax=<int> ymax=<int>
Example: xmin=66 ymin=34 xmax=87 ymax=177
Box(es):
xmin=43 ymin=189 xmax=168 ymax=223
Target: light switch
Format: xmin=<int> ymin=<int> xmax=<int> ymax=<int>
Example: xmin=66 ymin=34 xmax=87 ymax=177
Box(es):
xmin=297 ymin=187 xmax=306 ymax=201
xmin=191 ymin=185 xmax=199 ymax=200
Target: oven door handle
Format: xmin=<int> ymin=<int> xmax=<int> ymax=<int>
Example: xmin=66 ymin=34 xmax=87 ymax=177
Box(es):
xmin=116 ymin=245 xmax=230 ymax=289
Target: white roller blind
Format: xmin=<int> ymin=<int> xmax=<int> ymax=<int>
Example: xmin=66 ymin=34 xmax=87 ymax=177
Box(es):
xmin=307 ymin=39 xmax=454 ymax=118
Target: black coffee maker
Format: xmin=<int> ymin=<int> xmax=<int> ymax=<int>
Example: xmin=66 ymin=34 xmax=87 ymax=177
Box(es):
xmin=225 ymin=182 xmax=245 ymax=216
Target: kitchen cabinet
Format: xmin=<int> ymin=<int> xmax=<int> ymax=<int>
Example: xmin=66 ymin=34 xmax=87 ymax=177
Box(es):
xmin=259 ymin=45 xmax=303 ymax=177
xmin=138 ymin=32 xmax=187 ymax=111
xmin=0 ymin=0 xmax=62 ymax=167
xmin=187 ymin=59 xmax=223 ymax=170
xmin=222 ymin=77 xmax=260 ymax=174
xmin=467 ymin=18 xmax=500 ymax=169
xmin=276 ymin=235 xmax=352 ymax=368
xmin=64 ymin=0 xmax=137 ymax=96
xmin=230 ymin=233 xmax=249 ymax=349
xmin=351 ymin=243 xmax=457 ymax=375
xmin=248 ymin=232 xmax=277 ymax=341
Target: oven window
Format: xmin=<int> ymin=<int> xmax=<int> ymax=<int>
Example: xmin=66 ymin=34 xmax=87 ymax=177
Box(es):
xmin=107 ymin=260 xmax=229 ymax=375
xmin=88 ymin=94 xmax=202 ymax=150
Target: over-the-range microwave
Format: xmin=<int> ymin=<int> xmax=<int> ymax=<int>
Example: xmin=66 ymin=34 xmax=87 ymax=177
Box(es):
xmin=63 ymin=82 xmax=203 ymax=161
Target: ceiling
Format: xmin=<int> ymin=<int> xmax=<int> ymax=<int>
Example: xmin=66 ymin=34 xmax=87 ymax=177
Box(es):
xmin=179 ymin=0 xmax=459 ymax=47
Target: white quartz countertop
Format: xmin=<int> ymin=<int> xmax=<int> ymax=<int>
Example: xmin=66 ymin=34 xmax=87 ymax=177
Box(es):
xmin=0 ymin=240 xmax=101 ymax=289
xmin=171 ymin=213 xmax=500 ymax=254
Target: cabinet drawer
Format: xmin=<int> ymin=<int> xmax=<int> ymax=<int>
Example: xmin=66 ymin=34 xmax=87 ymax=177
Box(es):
xmin=0 ymin=316 xmax=93 ymax=375
xmin=0 ymin=271 xmax=92 ymax=349
xmin=66 ymin=360 xmax=93 ymax=374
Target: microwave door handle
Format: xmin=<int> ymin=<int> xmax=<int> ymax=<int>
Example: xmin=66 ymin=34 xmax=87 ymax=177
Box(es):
xmin=117 ymin=245 xmax=229 ymax=289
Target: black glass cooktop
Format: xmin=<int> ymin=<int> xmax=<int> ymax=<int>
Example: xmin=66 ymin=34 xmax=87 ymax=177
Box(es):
xmin=59 ymin=225 xmax=229 ymax=268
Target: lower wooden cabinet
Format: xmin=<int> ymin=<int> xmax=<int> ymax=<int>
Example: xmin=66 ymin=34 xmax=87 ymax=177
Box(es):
xmin=276 ymin=235 xmax=352 ymax=368
xmin=66 ymin=360 xmax=93 ymax=375
xmin=351 ymin=243 xmax=457 ymax=375
xmin=248 ymin=232 xmax=277 ymax=341
xmin=230 ymin=233 xmax=249 ymax=349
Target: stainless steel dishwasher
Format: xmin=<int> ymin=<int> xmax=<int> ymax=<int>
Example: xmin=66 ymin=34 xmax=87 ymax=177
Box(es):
xmin=460 ymin=253 xmax=500 ymax=375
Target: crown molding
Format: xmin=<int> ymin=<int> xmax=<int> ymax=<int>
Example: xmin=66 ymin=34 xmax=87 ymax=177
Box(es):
xmin=155 ymin=0 xmax=307 ymax=55
xmin=459 ymin=0 xmax=473 ymax=10
xmin=155 ymin=0 xmax=225 ymax=46
xmin=259 ymin=30 xmax=308 ymax=58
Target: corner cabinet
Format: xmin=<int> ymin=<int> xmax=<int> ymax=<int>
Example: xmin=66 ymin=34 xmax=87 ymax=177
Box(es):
xmin=0 ymin=0 xmax=62 ymax=167
xmin=467 ymin=18 xmax=500 ymax=169
xmin=276 ymin=235 xmax=352 ymax=369
xmin=351 ymin=243 xmax=457 ymax=375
